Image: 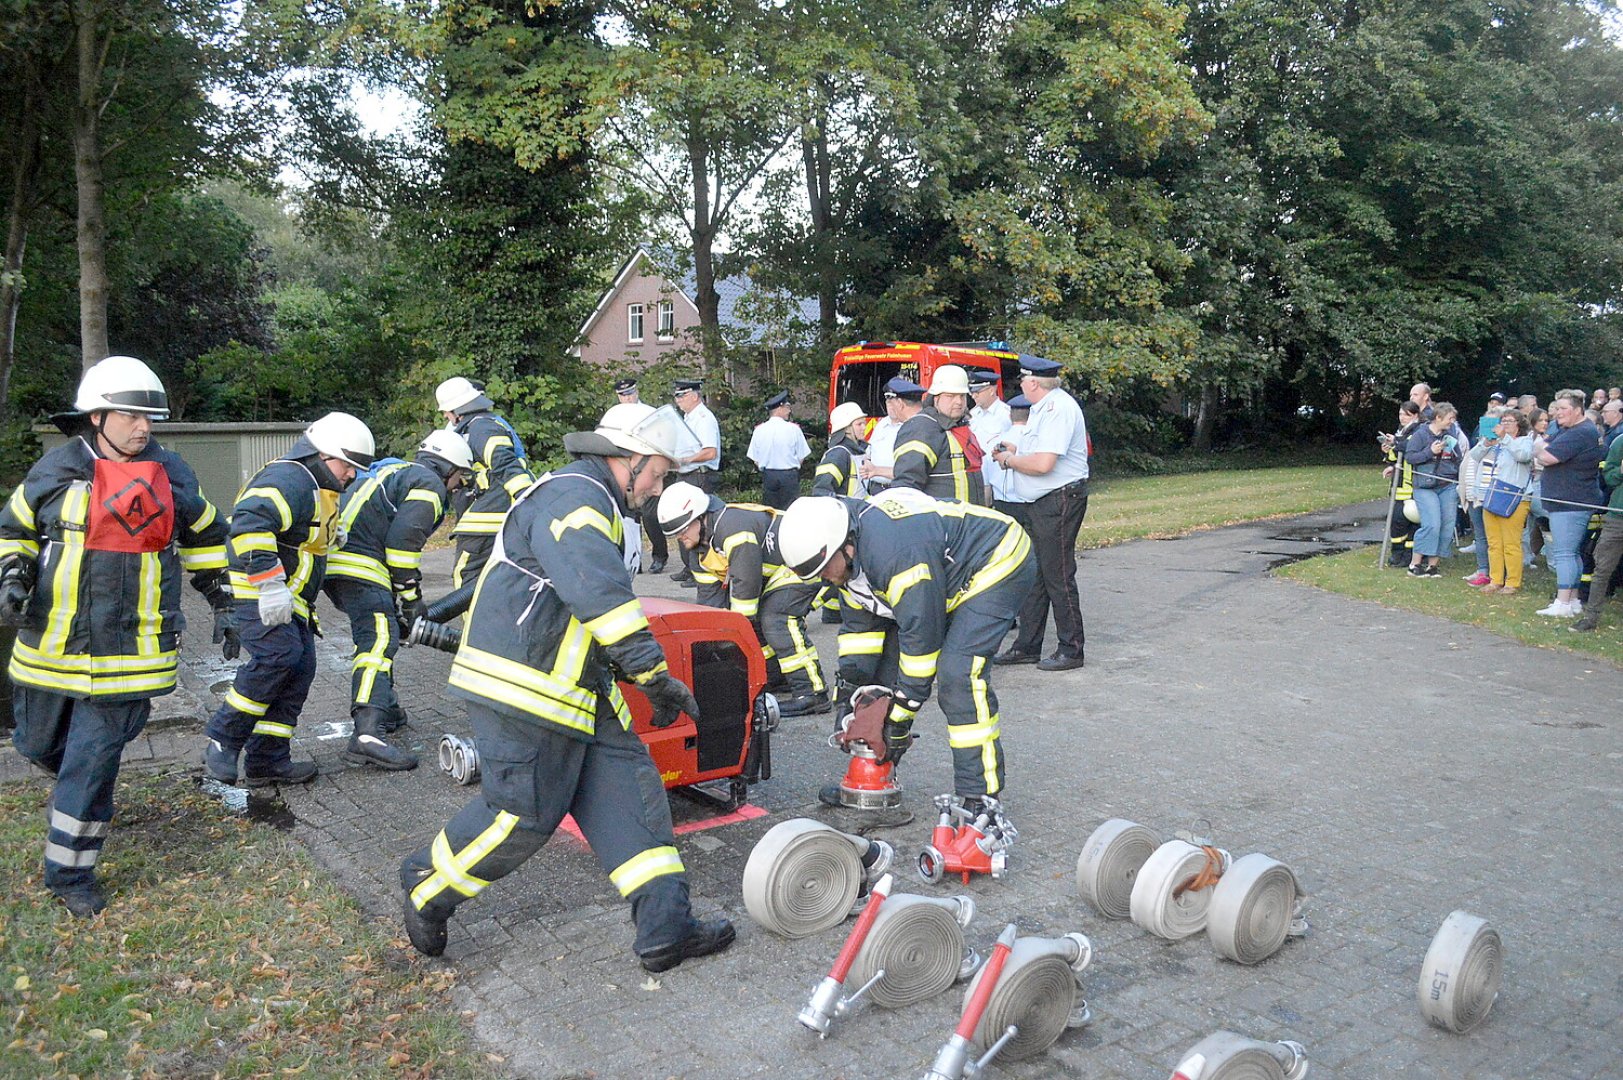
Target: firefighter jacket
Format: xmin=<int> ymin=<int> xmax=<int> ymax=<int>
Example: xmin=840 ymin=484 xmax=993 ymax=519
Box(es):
xmin=0 ymin=435 xmax=228 ymax=699
xmin=892 ymin=407 xmax=985 ymax=505
xmin=446 ymin=456 xmax=668 ymax=742
xmin=1387 ymin=420 xmax=1420 ymax=499
xmin=812 ymin=435 xmax=868 ymax=497
xmin=836 ymin=497 xmax=1030 ymax=714
xmin=450 ymin=410 xmax=533 ymax=538
xmin=327 ymin=457 xmax=450 ymax=599
xmin=699 ymin=504 xmax=799 ymax=620
xmin=226 ymin=437 xmax=346 ymax=621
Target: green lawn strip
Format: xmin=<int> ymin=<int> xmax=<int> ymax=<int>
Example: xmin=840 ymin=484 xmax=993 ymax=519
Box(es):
xmin=1083 ymin=465 xmax=1379 ymax=548
xmin=0 ymin=773 xmax=499 ymax=1080
xmin=1276 ymin=547 xmax=1623 ymax=666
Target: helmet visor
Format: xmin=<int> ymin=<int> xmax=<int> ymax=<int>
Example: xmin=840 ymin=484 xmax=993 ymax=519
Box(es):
xmin=103 ymin=388 xmax=170 ymax=417
xmin=629 ymin=404 xmax=703 ymax=463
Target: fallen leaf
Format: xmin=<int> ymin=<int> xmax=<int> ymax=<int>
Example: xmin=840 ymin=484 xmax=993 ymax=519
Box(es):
xmin=13 ymin=976 xmax=29 ymax=991
xmin=86 ymin=1029 xmax=108 ymax=1041
xmin=641 ymin=977 xmax=662 ymax=991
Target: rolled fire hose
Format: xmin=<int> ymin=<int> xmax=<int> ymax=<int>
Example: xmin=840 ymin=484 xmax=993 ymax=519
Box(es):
xmin=845 ymin=893 xmax=977 ymax=1009
xmin=1417 ymin=910 xmax=1502 ymax=1033
xmin=1131 ymin=839 xmax=1232 ymax=941
xmin=743 ymin=818 xmax=871 ymax=939
xmin=964 ymin=933 xmax=1093 ymax=1062
xmin=1207 ymin=854 xmax=1307 ymax=965
xmin=1172 ymin=1031 xmax=1308 ymax=1080
xmin=1076 ymin=818 xmax=1160 ymax=920
xmin=437 ymin=734 xmax=479 ymax=785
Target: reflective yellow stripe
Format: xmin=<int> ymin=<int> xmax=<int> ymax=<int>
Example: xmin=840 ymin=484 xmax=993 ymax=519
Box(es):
xmin=5 ymin=484 xmax=36 ymax=531
xmin=838 ymin=631 xmax=886 ymax=656
xmin=12 ymin=638 xmax=175 ymax=673
xmin=449 ymin=645 xmax=598 ymax=734
xmin=503 ymin=472 xmax=532 ymax=498
xmin=190 ymin=500 xmax=218 ymax=533
xmin=948 ymin=716 xmax=1001 ymax=748
xmin=252 ymin=720 xmax=295 ymax=738
xmin=482 ymin=435 xmax=512 ymax=466
xmin=0 ymin=538 xmax=38 ymax=559
xmin=946 ymin=526 xmax=1030 ymax=612
xmin=581 ymin=599 xmax=648 ymax=647
xmin=134 ymin=552 xmax=163 ymax=656
xmin=895 ymin=439 xmax=938 ymax=466
xmin=731 ymin=596 xmax=760 ymax=618
xmin=385 ymin=547 xmax=422 ymax=571
xmin=179 ymin=544 xmax=228 ymax=571
xmin=764 ymin=564 xmax=801 ymax=591
xmin=354 ymin=612 xmax=392 ymax=704
xmin=412 ymin=813 xmax=521 ymax=907
xmin=243 ymin=487 xmax=293 ymax=532
xmin=452 ymin=511 xmax=507 ymax=535
xmin=899 ymin=649 xmax=939 ymax=680
xmin=609 ymin=845 xmax=685 ymax=896
xmin=881 ymin=563 xmax=933 ymax=606
xmin=965 ymin=655 xmax=1001 ymax=793
xmin=404 ymin=488 xmax=444 ymax=517
xmin=945 ymin=439 xmax=968 ymax=501
xmin=231 ymin=532 xmax=277 ymax=556
xmin=720 ymin=531 xmax=758 ymax=556
xmin=225 ymin=688 xmax=270 ymax=716
xmin=549 ymin=506 xmax=617 ymax=543
xmin=815 ymin=462 xmax=842 ymax=481
xmin=9 ymin=643 xmax=177 ymax=697
xmin=629 ymin=660 xmax=671 ymax=684
xmin=40 ymin=483 xmax=88 ymax=656
xmin=327 ymin=550 xmax=391 ymax=588
xmin=552 ymin=617 xmax=592 ymax=685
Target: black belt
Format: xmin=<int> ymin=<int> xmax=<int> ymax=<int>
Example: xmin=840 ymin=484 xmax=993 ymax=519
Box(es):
xmin=1033 ymin=478 xmax=1089 ymax=500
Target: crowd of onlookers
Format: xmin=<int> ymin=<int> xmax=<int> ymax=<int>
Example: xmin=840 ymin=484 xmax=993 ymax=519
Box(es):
xmin=1379 ymin=383 xmax=1623 ymax=632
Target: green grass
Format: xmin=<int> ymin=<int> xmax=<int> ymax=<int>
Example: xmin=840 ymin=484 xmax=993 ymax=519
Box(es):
xmin=0 ymin=772 xmax=499 ymax=1080
xmin=1083 ymin=464 xmax=1378 ymax=548
xmin=1277 ymin=547 xmax=1623 ymax=666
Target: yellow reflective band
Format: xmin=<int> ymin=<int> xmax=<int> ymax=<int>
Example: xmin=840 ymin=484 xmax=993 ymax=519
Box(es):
xmin=224 ymin=688 xmax=270 ymax=716
xmin=815 ymin=462 xmax=842 ymax=480
xmin=44 ymin=843 xmax=98 ymax=868
xmin=482 ymin=435 xmax=512 ymax=467
xmin=39 ymin=483 xmax=88 ymax=657
xmin=552 ymin=617 xmax=591 ymax=685
xmin=0 ymin=538 xmax=39 ymax=559
xmin=449 ymin=645 xmax=598 ymax=734
xmin=895 ymin=439 xmax=938 ymax=466
xmin=179 ymin=544 xmax=228 ymax=571
xmin=968 ymin=655 xmax=1001 ymax=793
xmin=890 ymin=704 xmax=917 ymax=723
xmin=730 ymin=596 xmax=760 ymax=618
xmin=413 ymin=813 xmax=521 ymax=906
xmin=231 ymin=532 xmax=278 ymax=556
xmin=5 ymin=484 xmax=36 ymax=531
xmin=694 ymin=570 xmax=722 ymax=584
xmin=721 ymin=531 xmax=759 ymax=556
xmin=327 ymin=550 xmax=391 ymax=587
xmin=190 ymin=501 xmax=218 ymax=535
xmin=838 ymin=631 xmax=886 ymax=656
xmin=354 ymin=612 xmax=392 ymax=704
xmin=764 ymin=564 xmax=801 ymax=590
xmin=899 ymin=649 xmax=939 ymax=680
xmin=384 ymin=547 xmax=423 ymax=570
xmin=609 ymin=845 xmax=685 ymax=897
xmin=549 ymin=506 xmax=617 ymax=543
xmin=252 ymin=720 xmax=295 ymax=738
xmin=946 ymin=526 xmax=1031 ymax=612
xmin=882 ymin=562 xmax=933 ymax=606
xmin=135 ymin=552 xmax=163 ymax=656
xmin=452 ymin=511 xmax=508 ymax=536
xmin=242 ymin=487 xmax=293 ymax=532
xmin=503 ymin=472 xmax=532 ymax=498
xmin=9 ymin=643 xmax=176 ymax=697
xmin=405 ymin=488 xmax=444 ymax=517
xmin=947 ymin=716 xmax=1001 ymax=748
xmin=630 ymin=661 xmax=671 ymax=684
xmin=581 ymin=598 xmax=648 ymax=647
xmin=759 ymin=642 xmax=776 ymax=660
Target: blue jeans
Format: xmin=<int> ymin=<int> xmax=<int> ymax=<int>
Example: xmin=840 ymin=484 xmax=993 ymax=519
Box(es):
xmin=1548 ymin=511 xmax=1591 ymax=590
xmin=1469 ymin=504 xmax=1490 ymax=573
xmin=1412 ymin=485 xmax=1459 ymax=558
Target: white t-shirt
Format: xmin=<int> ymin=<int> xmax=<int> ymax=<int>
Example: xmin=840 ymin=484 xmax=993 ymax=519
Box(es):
xmin=679 ymin=402 xmax=722 ymax=474
xmin=1021 ymin=389 xmax=1089 ymax=495
xmin=969 ymin=399 xmax=1012 ymax=450
xmin=746 ymin=416 xmax=811 ymax=469
xmin=982 ymin=422 xmax=1030 ymax=503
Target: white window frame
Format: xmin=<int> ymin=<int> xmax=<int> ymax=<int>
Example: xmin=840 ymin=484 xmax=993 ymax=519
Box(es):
xmin=628 ymin=303 xmax=645 ymax=343
xmin=656 ymin=299 xmax=675 ymax=340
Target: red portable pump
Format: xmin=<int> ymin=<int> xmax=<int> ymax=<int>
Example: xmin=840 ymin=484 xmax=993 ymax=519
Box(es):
xmin=917 ymin=794 xmax=1017 ymax=885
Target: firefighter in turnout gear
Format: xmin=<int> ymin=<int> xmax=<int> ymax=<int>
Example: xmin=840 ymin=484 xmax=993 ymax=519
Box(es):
xmin=324 ymin=429 xmax=472 ymax=770
xmin=1381 ymin=400 xmax=1424 ymax=565
xmin=810 ymin=401 xmax=871 ymax=623
xmin=779 ymin=493 xmax=1035 ymax=811
xmin=436 ymin=377 xmax=533 ymax=590
xmin=400 ymin=403 xmax=737 ymax=973
xmin=891 ymin=365 xmax=986 ymax=505
xmin=203 ymin=412 xmax=376 ymax=787
xmin=0 ymin=356 xmax=231 ymax=916
xmin=656 ymin=483 xmax=830 ymax=717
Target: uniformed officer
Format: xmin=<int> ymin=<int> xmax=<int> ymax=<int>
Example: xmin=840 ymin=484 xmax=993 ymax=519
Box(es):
xmin=747 ymin=391 xmax=811 ymax=509
xmin=656 ymin=483 xmax=829 ymax=716
xmin=779 ymin=494 xmax=1035 ymax=812
xmin=436 ymin=377 xmax=533 ymax=590
xmin=400 ymin=404 xmax=736 ymax=973
xmin=988 ymin=356 xmax=1089 ymax=671
xmin=860 ymin=377 xmax=924 ymax=493
xmin=617 ymin=378 xmax=669 ymax=573
xmin=323 ymin=429 xmax=473 ymax=771
xmin=967 ymin=368 xmax=1011 ymax=451
xmin=1380 ymin=401 xmax=1424 ymax=565
xmin=203 ymin=412 xmax=376 ymax=787
xmin=670 ymin=379 xmax=721 ymax=585
xmin=984 ymin=394 xmax=1033 ymax=530
xmin=891 ymin=365 xmax=986 ymax=504
xmin=0 ymin=356 xmax=232 ymax=916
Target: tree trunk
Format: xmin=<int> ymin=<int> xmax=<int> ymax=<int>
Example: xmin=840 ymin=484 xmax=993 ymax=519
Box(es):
xmin=802 ymin=88 xmax=836 ymax=336
xmin=73 ymin=0 xmax=110 ymax=370
xmin=1191 ymin=380 xmax=1219 ymax=451
xmin=1 ymin=84 xmax=41 ymax=419
xmin=687 ymin=128 xmax=722 ymax=376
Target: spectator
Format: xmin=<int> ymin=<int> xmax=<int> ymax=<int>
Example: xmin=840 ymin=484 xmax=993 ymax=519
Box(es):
xmin=1534 ymin=389 xmax=1605 ymax=616
xmin=1572 ymin=427 xmax=1623 ymax=632
xmin=1404 ymin=402 xmax=1465 ymax=577
xmin=1592 ymin=389 xmax=1609 ymax=411
xmin=1609 ymin=387 xmax=1621 ymax=403
xmin=746 ymin=390 xmax=811 ymax=509
xmin=1525 ymin=408 xmax=1550 ymax=567
xmin=1601 ymin=399 xmax=1623 ymax=448
xmin=1468 ymin=409 xmax=1535 ymax=594
xmin=1517 ymin=394 xmax=1539 ymax=412
xmin=1409 ymin=382 xmax=1436 ymax=421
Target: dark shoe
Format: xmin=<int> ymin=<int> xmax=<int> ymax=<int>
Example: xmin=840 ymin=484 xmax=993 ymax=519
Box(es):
xmin=343 ymin=709 xmax=419 ymax=771
xmin=818 ymin=783 xmax=846 ymax=808
xmin=202 ymin=739 xmax=239 ymax=785
xmin=51 ymin=881 xmax=107 ymax=918
xmin=1570 ymin=614 xmax=1600 ymax=633
xmin=648 ymin=557 xmax=668 ymax=574
xmin=992 ymin=649 xmax=1039 ymax=666
xmin=638 ymin=917 xmax=736 ymax=973
xmin=378 ymin=707 xmax=408 ymax=734
xmin=243 ymin=759 xmax=320 ymax=787
xmin=777 ymin=693 xmax=831 ymax=718
xmin=400 ymin=865 xmax=447 ymax=957
xmin=1037 ymin=653 xmax=1085 ymax=671
xmin=1423 ymin=564 xmax=1442 ymax=577
xmin=678 ymin=577 xmax=698 ymax=589
xmin=670 ymin=569 xmax=694 ymax=583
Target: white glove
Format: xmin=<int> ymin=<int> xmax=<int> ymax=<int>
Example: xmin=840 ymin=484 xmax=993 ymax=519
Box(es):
xmin=257 ymin=577 xmax=295 ymax=627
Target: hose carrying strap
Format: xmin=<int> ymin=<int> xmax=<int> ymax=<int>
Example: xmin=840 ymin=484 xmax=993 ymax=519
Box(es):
xmin=1131 ymin=839 xmax=1232 ymax=941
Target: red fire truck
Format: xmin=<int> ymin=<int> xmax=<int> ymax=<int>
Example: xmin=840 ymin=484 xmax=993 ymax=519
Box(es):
xmin=826 ymin=341 xmax=1023 ymax=428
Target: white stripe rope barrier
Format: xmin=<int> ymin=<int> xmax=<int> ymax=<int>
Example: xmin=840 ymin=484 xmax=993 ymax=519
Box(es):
xmin=1418 ymin=910 xmax=1502 ymax=1033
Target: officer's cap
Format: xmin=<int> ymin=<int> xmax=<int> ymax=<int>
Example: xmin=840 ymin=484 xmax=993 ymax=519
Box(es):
xmin=1018 ymin=355 xmax=1062 ymax=377
xmin=1007 ymin=394 xmax=1033 ymax=410
xmin=673 ymin=379 xmax=703 ymax=396
xmin=967 ymin=368 xmax=999 ymax=389
xmin=615 ymin=378 xmax=639 ymax=395
xmin=883 ymin=376 xmax=925 ymax=401
xmin=765 ymin=390 xmax=790 ymax=410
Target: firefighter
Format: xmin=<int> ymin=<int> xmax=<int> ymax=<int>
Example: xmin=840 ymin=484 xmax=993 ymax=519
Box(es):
xmin=1380 ymin=400 xmax=1424 ymax=565
xmin=778 ymin=493 xmax=1035 ymax=813
xmin=400 ymin=403 xmax=736 ymax=973
xmin=203 ymin=412 xmax=376 ymax=787
xmin=323 ymin=429 xmax=473 ymax=770
xmin=656 ymin=482 xmax=830 ymax=717
xmin=0 ymin=356 xmax=232 ymax=916
xmin=436 ymin=377 xmax=533 ymax=590
xmin=810 ymin=401 xmax=870 ymax=623
xmin=891 ymin=365 xmax=986 ymax=504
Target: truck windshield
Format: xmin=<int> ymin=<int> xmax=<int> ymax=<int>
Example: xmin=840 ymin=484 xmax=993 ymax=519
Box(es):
xmin=834 ymin=360 xmax=919 ymax=417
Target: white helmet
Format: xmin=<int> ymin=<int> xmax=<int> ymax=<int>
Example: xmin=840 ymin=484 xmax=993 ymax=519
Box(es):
xmin=778 ymin=497 xmax=853 ymax=578
xmin=419 ymin=428 xmax=473 ymax=470
xmin=656 ymin=482 xmax=710 ymax=536
xmin=596 ymin=403 xmax=702 ymax=461
xmin=1403 ymin=498 xmax=1421 ymax=524
xmin=829 ymin=401 xmax=866 ymax=434
xmin=75 ymin=355 xmax=169 ymax=417
xmin=435 ymin=376 xmax=492 ymax=414
xmin=927 ymin=364 xmax=970 ymax=396
xmin=306 ymin=412 xmax=376 ymax=468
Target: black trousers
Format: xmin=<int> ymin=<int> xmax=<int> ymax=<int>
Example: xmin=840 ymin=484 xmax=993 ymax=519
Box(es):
xmin=324 ymin=578 xmax=403 ymax=720
xmin=761 ymin=468 xmax=800 ymax=510
xmin=1011 ymin=479 xmax=1088 ymax=659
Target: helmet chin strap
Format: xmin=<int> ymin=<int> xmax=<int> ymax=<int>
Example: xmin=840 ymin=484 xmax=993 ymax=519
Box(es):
xmin=623 ymin=453 xmax=650 ymax=507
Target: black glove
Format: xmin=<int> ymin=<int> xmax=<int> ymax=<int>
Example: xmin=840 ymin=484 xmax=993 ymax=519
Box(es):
xmin=882 ymin=719 xmax=916 ymax=767
xmin=193 ymin=569 xmax=231 ymax=610
xmin=641 ymin=672 xmax=701 ymax=729
xmin=212 ymin=606 xmax=241 ymax=661
xmin=0 ymin=560 xmax=35 ymax=627
xmin=396 ymin=588 xmax=426 ymax=634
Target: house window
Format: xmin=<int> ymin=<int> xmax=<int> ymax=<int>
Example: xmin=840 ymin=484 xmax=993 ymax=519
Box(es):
xmin=657 ymin=300 xmax=675 ymax=340
xmin=628 ymin=303 xmax=644 ymax=343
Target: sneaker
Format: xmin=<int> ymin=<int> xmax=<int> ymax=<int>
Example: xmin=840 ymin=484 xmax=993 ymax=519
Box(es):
xmin=1037 ymin=653 xmax=1085 ymax=671
xmin=1536 ymin=600 xmax=1576 ymax=617
xmin=1407 ymin=565 xmax=1427 ymax=578
xmin=1457 ymin=542 xmax=1477 ymax=555
xmin=1424 ymin=564 xmax=1442 ymax=577
xmin=1464 ymin=572 xmax=1491 ymax=586
xmin=637 ymin=917 xmax=736 ymax=973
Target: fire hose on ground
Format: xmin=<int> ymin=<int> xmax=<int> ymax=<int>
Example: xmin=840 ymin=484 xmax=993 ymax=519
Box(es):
xmin=1130 ymin=838 xmax=1234 ymax=941
xmin=743 ymin=818 xmax=894 ymax=939
xmin=1170 ymin=1032 xmax=1309 ymax=1080
xmin=1418 ymin=910 xmax=1502 ymax=1033
xmin=1076 ymin=818 xmax=1161 ymax=919
xmin=1206 ymin=854 xmax=1308 ymax=965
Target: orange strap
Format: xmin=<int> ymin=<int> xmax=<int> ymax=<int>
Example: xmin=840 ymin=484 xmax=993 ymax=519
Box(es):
xmin=1171 ymin=845 xmax=1226 ymax=899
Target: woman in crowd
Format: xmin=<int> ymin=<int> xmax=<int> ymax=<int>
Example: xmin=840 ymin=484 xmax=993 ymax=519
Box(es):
xmin=1535 ymin=390 xmax=1605 ymax=617
xmin=1468 ymin=409 xmax=1535 ymax=594
xmin=1524 ymin=408 xmax=1550 ymax=566
xmin=1404 ymin=401 xmax=1464 ymax=577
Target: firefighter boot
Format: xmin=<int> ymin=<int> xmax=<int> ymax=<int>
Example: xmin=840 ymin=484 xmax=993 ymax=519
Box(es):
xmin=203 ymin=738 xmax=240 ymax=785
xmin=50 ymin=879 xmax=107 ymax=919
xmin=242 ymin=758 xmax=320 ymax=788
xmin=343 ymin=707 xmax=419 ymax=771
xmin=399 ymin=857 xmax=448 ymax=957
xmin=638 ymin=917 xmax=737 ymax=973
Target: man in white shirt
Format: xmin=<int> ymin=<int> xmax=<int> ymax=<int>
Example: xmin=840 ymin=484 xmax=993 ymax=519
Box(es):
xmin=747 ymin=390 xmax=811 ymax=509
xmin=859 ymin=376 xmax=925 ymax=494
xmin=967 ymin=367 xmax=1011 ymax=451
xmin=988 ymin=356 xmax=1090 ymax=671
xmin=672 ymin=379 xmax=722 ymax=584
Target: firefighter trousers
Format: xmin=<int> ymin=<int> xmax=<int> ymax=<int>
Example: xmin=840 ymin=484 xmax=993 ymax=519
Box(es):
xmin=325 ymin=578 xmax=402 ymax=720
xmin=204 ymin=607 xmax=317 ymax=771
xmin=451 ymin=534 xmax=495 ymax=590
xmin=11 ymin=688 xmax=149 ymax=889
xmin=404 ymin=699 xmax=699 ymax=954
xmin=759 ymin=582 xmax=825 ymax=699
